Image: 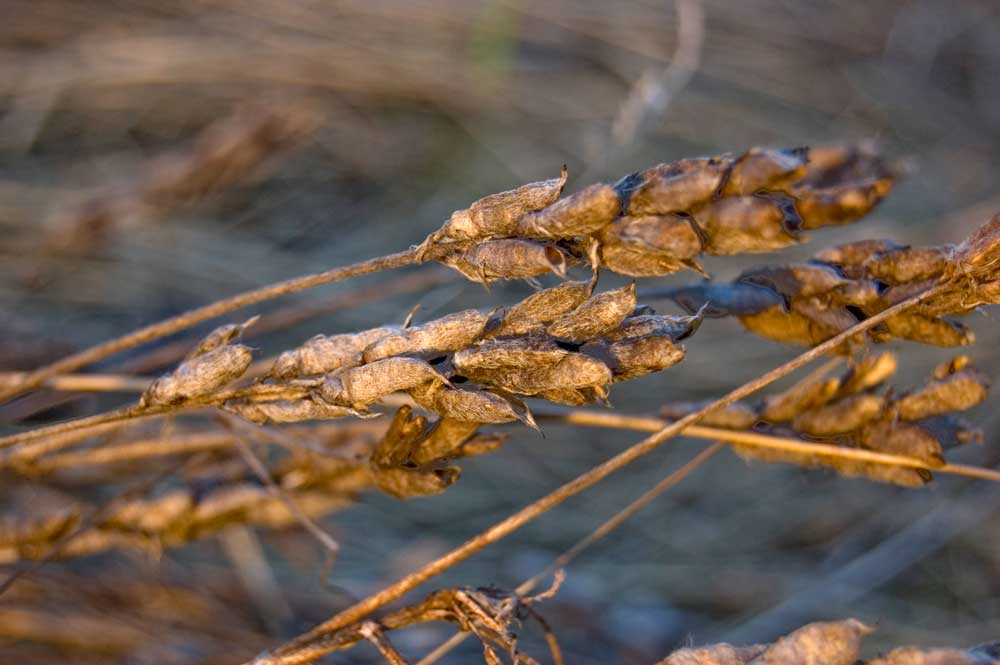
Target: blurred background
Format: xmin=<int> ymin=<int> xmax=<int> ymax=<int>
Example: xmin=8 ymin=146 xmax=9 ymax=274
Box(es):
xmin=1 ymin=1 xmax=999 ymax=663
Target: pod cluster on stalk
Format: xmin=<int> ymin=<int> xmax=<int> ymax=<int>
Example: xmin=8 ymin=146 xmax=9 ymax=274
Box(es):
xmin=661 ymin=353 xmax=990 ymax=486
xmin=665 ymin=214 xmax=1000 ymax=348
xmin=416 ymin=145 xmax=895 ymax=284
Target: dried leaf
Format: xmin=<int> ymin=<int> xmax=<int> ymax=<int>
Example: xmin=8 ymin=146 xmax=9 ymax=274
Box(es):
xmin=362 ymin=310 xmax=489 ymax=363
xmin=142 ymin=345 xmax=252 ymax=406
xmin=484 ymin=281 xmax=591 ymax=338
xmin=546 ymin=284 xmax=637 ymax=342
xmin=516 ymin=183 xmax=621 ymax=239
xmin=320 ymin=357 xmax=449 ymax=409
xmin=697 ymin=195 xmax=801 ymax=255
xmin=271 ymin=326 xmax=396 ymax=378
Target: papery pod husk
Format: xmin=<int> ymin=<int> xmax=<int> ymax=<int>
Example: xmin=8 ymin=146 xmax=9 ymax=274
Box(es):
xmin=791 ymin=393 xmax=885 ymax=437
xmin=443 ymin=239 xmax=571 ymax=284
xmin=860 ymin=419 xmax=944 ymax=467
xmin=881 ymin=313 xmax=974 ymax=347
xmin=596 ymin=214 xmax=704 ymax=277
xmin=738 ymin=300 xmax=857 ymax=347
xmin=605 ymin=312 xmax=702 ymax=342
xmin=668 ymin=282 xmax=785 ymax=318
xmin=271 ymin=326 xmax=396 ymax=378
xmin=655 ymin=643 xmax=766 ymax=665
xmin=583 ymin=334 xmax=685 ymax=381
xmin=956 ymin=213 xmax=1000 ymax=278
xmin=760 ymin=375 xmax=841 ymax=423
xmin=863 ymin=245 xmax=954 ymax=284
xmin=368 ymin=406 xmax=460 ymax=499
xmin=142 ymin=344 xmax=253 ymax=406
xmin=515 ymin=183 xmax=620 ymax=239
xmin=791 ymin=177 xmax=893 ymax=229
xmin=454 ymin=337 xmax=570 ymax=374
xmin=464 ymin=353 xmax=612 ymax=396
xmin=660 ymin=401 xmax=759 ymax=429
xmin=737 ymin=263 xmax=848 ymax=300
xmin=720 ymin=146 xmax=809 ymax=196
xmin=410 ymin=418 xmax=484 ymax=464
xmin=895 ymin=367 xmax=990 ymax=421
xmin=535 ymin=386 xmax=608 ymax=406
xmin=432 ymin=169 xmax=567 ymax=243
xmin=362 ymin=310 xmax=489 ymax=363
xmin=546 ymin=283 xmax=637 ymax=342
xmin=484 ymin=281 xmax=591 ymax=338
xmin=619 ymin=157 xmax=730 ymax=216
xmin=696 ymin=195 xmax=801 ymax=255
xmin=814 ymin=238 xmax=902 ymax=279
xmin=189 ymin=316 xmax=258 ymax=359
xmin=223 ymin=397 xmax=367 ymax=424
xmin=320 ymin=357 xmax=448 ymax=409
xmin=753 ymin=619 xmax=873 ymax=665
xmin=408 ymin=380 xmax=534 ymax=426
xmin=838 ymin=352 xmax=897 ymax=395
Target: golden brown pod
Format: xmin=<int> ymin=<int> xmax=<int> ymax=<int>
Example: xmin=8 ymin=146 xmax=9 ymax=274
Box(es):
xmin=454 ymin=337 xmax=570 ymax=375
xmin=737 ymin=263 xmax=848 ymax=300
xmin=696 ymin=195 xmax=801 ymax=255
xmin=882 ymin=313 xmax=974 ymax=347
xmin=484 ymin=281 xmax=591 ymax=337
xmin=362 ymin=310 xmax=489 ymax=363
xmin=584 ymin=334 xmax=685 ymax=381
xmin=443 ymin=239 xmax=570 ymax=284
xmin=188 ymin=316 xmax=258 ymax=359
xmin=860 ymin=420 xmax=944 ymax=467
xmin=408 ymin=381 xmax=535 ymax=426
xmin=319 ymin=357 xmax=448 ymax=410
xmin=720 ymin=147 xmax=809 ymax=196
xmin=546 ymin=284 xmax=637 ymax=342
xmin=754 ymin=619 xmax=873 ymax=665
xmin=515 ymin=183 xmax=620 ymax=239
xmin=838 ymin=352 xmax=897 ymax=395
xmin=738 ymin=300 xmax=857 ymax=347
xmin=368 ymin=407 xmax=461 ymax=499
xmin=142 ymin=345 xmax=252 ymax=406
xmin=271 ymin=326 xmax=396 ymax=378
xmin=863 ymin=245 xmax=954 ymax=284
xmin=660 ymin=401 xmax=759 ymax=429
xmin=409 ymin=418 xmax=487 ymax=464
xmin=597 ymin=214 xmax=703 ymax=277
xmin=791 ymin=394 xmax=885 ymax=437
xmin=792 ymin=178 xmax=893 ymax=229
xmin=604 ymin=312 xmax=702 ymax=342
xmin=622 ymin=157 xmax=730 ymax=215
xmin=895 ymin=366 xmax=989 ymax=421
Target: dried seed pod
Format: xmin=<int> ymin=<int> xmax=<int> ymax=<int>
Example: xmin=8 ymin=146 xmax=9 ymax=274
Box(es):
xmin=895 ymin=366 xmax=989 ymax=421
xmin=791 ymin=394 xmax=885 ymax=437
xmin=656 ymin=643 xmax=766 ymax=665
xmin=761 ymin=376 xmax=841 ymax=423
xmin=271 ymin=326 xmax=396 ymax=379
xmin=882 ymin=313 xmax=974 ymax=347
xmin=320 ymin=357 xmax=448 ymax=410
xmin=605 ymin=312 xmax=703 ymax=342
xmin=720 ymin=147 xmax=809 ymax=196
xmin=535 ymin=387 xmax=608 ymax=406
xmin=814 ymin=239 xmax=902 ymax=280
xmin=369 ymin=407 xmax=460 ymax=499
xmin=433 ymin=169 xmax=567 ymax=242
xmin=860 ymin=420 xmax=944 ymax=467
xmin=362 ymin=310 xmax=489 ymax=363
xmin=660 ymin=401 xmax=759 ymax=429
xmin=460 ymin=350 xmax=612 ymax=396
xmin=867 ymin=646 xmax=997 ymax=665
xmin=738 ymin=300 xmax=857 ymax=347
xmin=443 ymin=239 xmax=570 ymax=284
xmin=188 ymin=316 xmax=258 ymax=359
xmin=223 ymin=398 xmax=366 ymax=424
xmin=956 ymin=213 xmax=1000 ymax=278
xmin=737 ymin=264 xmax=848 ymax=300
xmin=484 ymin=281 xmax=591 ymax=337
xmin=696 ymin=195 xmax=801 ymax=255
xmin=754 ymin=619 xmax=873 ymax=665
xmin=733 ymin=443 xmax=930 ymax=487
xmin=621 ymin=157 xmax=730 ymax=215
xmin=838 ymin=352 xmax=897 ymax=395
xmin=597 ymin=214 xmax=704 ymax=277
xmin=454 ymin=337 xmax=569 ymax=375
xmin=792 ymin=178 xmax=893 ymax=229
xmin=410 ymin=418 xmax=484 ymax=464
xmin=515 ymin=183 xmax=620 ymax=239
xmin=863 ymin=245 xmax=954 ymax=284
xmin=408 ymin=380 xmax=535 ymax=427
xmin=668 ymin=282 xmax=785 ymax=318
xmin=832 ymin=279 xmax=883 ymax=308
xmin=583 ymin=334 xmax=685 ymax=381
xmin=546 ymin=284 xmax=637 ymax=342
xmin=142 ymin=345 xmax=252 ymax=406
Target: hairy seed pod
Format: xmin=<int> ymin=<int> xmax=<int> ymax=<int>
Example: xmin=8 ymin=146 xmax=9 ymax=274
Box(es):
xmin=868 ymin=646 xmax=998 ymax=665
xmin=956 ymin=213 xmax=1000 ymax=279
xmin=658 ymin=644 xmax=767 ymax=665
xmin=791 ymin=394 xmax=885 ymax=437
xmin=792 ymin=178 xmax=893 ymax=229
xmin=546 ymin=284 xmax=637 ymax=342
xmin=584 ymin=334 xmax=685 ymax=381
xmin=814 ymin=239 xmax=902 ymax=279
xmin=223 ymin=398 xmax=366 ymax=424
xmin=597 ymin=214 xmax=704 ymax=277
xmin=369 ymin=407 xmax=461 ymax=499
xmin=362 ymin=310 xmax=489 ymax=363
xmin=515 ymin=183 xmax=620 ymax=239
xmin=696 ymin=195 xmax=801 ymax=255
xmin=660 ymin=401 xmax=759 ymax=429
xmin=435 ymin=169 xmax=567 ymax=242
xmin=454 ymin=337 xmax=569 ymax=375
xmin=895 ymin=367 xmax=989 ymax=421
xmin=861 ymin=420 xmax=944 ymax=467
xmin=720 ymin=147 xmax=809 ymax=196
xmin=755 ymin=619 xmax=873 ymax=665
xmin=271 ymin=326 xmax=396 ymax=378
xmin=535 ymin=387 xmax=607 ymax=406
xmin=484 ymin=281 xmax=591 ymax=337
xmin=444 ymin=239 xmax=569 ymax=284
xmin=604 ymin=312 xmax=702 ymax=342
xmin=142 ymin=345 xmax=252 ymax=406
xmin=737 ymin=264 xmax=848 ymax=300
xmin=410 ymin=418 xmax=484 ymax=464
xmin=189 ymin=316 xmax=258 ymax=359
xmin=832 ymin=279 xmax=883 ymax=308
xmin=733 ymin=443 xmax=930 ymax=487
xmin=320 ymin=357 xmax=448 ymax=409
xmin=738 ymin=300 xmax=857 ymax=346
xmin=460 ymin=351 xmax=612 ymax=396
xmin=882 ymin=313 xmax=974 ymax=347
xmin=621 ymin=157 xmax=730 ymax=215
xmin=668 ymin=282 xmax=785 ymax=318
xmin=863 ymin=245 xmax=954 ymax=284
xmin=408 ymin=381 xmax=534 ymax=426
xmin=761 ymin=377 xmax=841 ymax=423
xmin=838 ymin=352 xmax=897 ymax=395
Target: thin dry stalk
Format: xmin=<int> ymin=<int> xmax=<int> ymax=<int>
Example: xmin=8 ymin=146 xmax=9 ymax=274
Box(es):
xmin=247 ymin=281 xmax=945 ymax=665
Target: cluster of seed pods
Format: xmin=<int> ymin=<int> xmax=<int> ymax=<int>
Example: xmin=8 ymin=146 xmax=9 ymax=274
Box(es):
xmin=662 ymin=353 xmax=990 ymax=486
xmin=416 ymin=145 xmax=895 ymax=284
xmin=665 ymin=214 xmax=1000 ymax=348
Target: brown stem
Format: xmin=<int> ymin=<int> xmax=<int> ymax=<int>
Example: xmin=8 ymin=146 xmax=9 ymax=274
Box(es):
xmin=250 ymin=283 xmax=947 ymax=665
xmin=0 ymin=248 xmax=421 ymax=404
